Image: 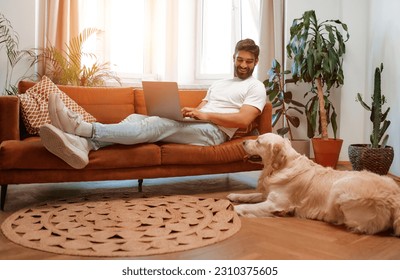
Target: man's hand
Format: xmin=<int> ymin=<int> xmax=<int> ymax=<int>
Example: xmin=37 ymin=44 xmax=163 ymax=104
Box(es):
xmin=181 ymin=104 xmax=261 ymax=128
xmin=181 ymin=107 xmax=208 ymax=120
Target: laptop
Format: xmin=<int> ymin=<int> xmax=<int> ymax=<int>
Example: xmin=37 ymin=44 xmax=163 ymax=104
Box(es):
xmin=142 ymin=81 xmax=209 ymax=122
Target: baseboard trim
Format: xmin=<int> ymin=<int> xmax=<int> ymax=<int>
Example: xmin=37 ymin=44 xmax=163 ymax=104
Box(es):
xmin=338 ymin=161 xmax=399 ymax=182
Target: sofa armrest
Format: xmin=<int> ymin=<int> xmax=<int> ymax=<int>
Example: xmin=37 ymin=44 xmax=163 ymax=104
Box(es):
xmin=0 ymin=96 xmax=20 ymax=142
xmin=257 ymin=103 xmax=272 ymax=134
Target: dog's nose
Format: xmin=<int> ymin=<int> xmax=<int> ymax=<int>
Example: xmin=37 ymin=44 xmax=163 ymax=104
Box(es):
xmin=243 ymin=140 xmax=247 ymax=146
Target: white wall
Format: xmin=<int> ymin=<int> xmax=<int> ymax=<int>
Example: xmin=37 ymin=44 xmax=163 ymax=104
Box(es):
xmin=367 ymin=0 xmax=400 ymax=176
xmin=339 ymin=0 xmax=369 ymax=160
xmin=0 ymin=0 xmax=38 ymax=93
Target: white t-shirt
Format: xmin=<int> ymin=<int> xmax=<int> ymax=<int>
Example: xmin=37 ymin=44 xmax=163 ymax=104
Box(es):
xmin=200 ymin=76 xmax=267 ymax=138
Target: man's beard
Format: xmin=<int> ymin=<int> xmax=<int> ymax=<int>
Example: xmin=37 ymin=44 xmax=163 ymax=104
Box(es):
xmin=234 ymin=66 xmax=254 ymax=80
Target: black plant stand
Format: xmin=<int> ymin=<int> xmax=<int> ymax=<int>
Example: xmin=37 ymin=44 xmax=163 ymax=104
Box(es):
xmin=138 ymin=179 xmax=143 ymax=192
xmin=1 ymin=184 xmax=7 ymax=211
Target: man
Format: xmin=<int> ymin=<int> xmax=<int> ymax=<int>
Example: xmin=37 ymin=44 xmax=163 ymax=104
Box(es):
xmin=40 ymin=38 xmax=267 ymax=169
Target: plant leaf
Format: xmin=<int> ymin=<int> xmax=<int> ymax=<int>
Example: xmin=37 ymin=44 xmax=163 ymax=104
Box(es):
xmin=277 ymin=127 xmax=290 ymax=136
xmin=286 ymin=115 xmax=300 ymax=128
xmin=271 ymin=110 xmax=283 ymax=127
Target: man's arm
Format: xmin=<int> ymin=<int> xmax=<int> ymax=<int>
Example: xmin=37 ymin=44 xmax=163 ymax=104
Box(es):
xmin=181 ymin=104 xmax=261 ymax=129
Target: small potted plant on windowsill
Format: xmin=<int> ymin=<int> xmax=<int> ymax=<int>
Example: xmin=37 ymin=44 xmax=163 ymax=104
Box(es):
xmin=286 ymin=10 xmax=350 ymax=168
xmin=348 ymin=63 xmax=394 ymax=175
xmin=265 ymin=58 xmax=309 ymax=157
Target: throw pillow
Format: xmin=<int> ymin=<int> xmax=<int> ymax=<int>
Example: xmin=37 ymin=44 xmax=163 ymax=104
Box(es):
xmin=17 ymin=76 xmax=97 ymax=135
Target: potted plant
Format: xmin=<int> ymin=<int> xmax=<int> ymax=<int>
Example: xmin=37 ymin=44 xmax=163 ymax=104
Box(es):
xmin=0 ymin=13 xmax=38 ymax=95
xmin=286 ymin=10 xmax=349 ymax=168
xmin=265 ymin=58 xmax=310 ymax=156
xmin=348 ymin=63 xmax=393 ymax=175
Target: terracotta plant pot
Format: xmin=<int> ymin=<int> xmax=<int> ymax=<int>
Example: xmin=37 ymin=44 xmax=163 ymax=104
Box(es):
xmin=348 ymin=144 xmax=394 ymax=175
xmin=312 ymin=138 xmax=343 ymax=169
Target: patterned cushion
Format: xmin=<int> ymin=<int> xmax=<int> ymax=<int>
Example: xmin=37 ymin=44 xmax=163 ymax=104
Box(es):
xmin=17 ymin=76 xmax=96 ymax=135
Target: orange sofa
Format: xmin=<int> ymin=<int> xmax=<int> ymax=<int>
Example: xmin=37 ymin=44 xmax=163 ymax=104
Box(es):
xmin=0 ymin=81 xmax=272 ymax=210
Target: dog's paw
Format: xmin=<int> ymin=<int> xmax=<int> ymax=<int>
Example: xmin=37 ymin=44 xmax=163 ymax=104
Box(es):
xmin=227 ymin=192 xmax=264 ymax=204
xmin=227 ymin=193 xmax=241 ymax=203
xmin=233 ymin=204 xmax=257 ymax=218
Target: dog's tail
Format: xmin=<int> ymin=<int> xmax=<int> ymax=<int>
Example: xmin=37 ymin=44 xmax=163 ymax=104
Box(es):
xmin=392 ymin=195 xmax=400 ymax=237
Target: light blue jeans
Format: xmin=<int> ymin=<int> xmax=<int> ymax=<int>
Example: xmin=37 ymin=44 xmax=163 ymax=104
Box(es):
xmin=89 ymin=114 xmax=228 ymax=150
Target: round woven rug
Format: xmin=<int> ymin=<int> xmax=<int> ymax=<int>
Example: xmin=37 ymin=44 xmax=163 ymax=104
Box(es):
xmin=1 ymin=192 xmax=241 ymax=257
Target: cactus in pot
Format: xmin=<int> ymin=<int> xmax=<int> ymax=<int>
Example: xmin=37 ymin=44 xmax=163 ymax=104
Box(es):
xmin=356 ymin=63 xmax=390 ymax=148
xmin=349 ymin=62 xmax=393 ymax=175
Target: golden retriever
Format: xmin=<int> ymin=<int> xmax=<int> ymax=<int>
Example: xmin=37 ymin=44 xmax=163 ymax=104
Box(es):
xmin=227 ymin=133 xmax=400 ymax=236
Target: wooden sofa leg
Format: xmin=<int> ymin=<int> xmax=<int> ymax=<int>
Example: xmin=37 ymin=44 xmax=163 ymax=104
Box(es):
xmin=138 ymin=179 xmax=143 ymax=192
xmin=1 ymin=184 xmax=8 ymax=211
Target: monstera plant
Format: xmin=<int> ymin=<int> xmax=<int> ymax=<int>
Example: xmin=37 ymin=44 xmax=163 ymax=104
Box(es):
xmin=286 ymin=10 xmax=350 ymax=167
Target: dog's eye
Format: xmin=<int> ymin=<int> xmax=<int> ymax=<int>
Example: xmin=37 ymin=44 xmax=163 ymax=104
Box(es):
xmin=256 ymin=139 xmax=260 ymax=145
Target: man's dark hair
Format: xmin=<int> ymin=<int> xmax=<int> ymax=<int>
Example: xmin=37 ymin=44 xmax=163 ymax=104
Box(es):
xmin=234 ymin=39 xmax=260 ymax=59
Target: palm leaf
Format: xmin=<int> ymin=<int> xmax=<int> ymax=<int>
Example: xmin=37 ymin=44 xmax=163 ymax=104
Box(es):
xmin=37 ymin=27 xmax=120 ymax=87
xmin=1 ymin=13 xmax=38 ymax=94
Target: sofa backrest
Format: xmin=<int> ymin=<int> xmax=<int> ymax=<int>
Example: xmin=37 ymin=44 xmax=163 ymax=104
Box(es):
xmin=18 ymin=81 xmax=208 ymax=123
xmin=17 ymin=80 xmax=271 ymax=136
xmin=18 ymin=81 xmax=135 ymax=124
xmin=133 ymin=88 xmax=207 ymax=115
xmin=58 ymin=85 xmax=135 ymax=124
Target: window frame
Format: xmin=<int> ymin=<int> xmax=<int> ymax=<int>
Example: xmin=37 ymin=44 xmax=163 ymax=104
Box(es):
xmin=78 ymin=0 xmax=260 ymax=85
xmin=194 ymin=0 xmax=243 ymax=81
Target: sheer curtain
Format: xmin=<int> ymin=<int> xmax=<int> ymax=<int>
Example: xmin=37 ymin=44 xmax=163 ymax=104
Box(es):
xmin=256 ymin=0 xmax=285 ymax=82
xmin=42 ymin=0 xmax=285 ymax=86
xmin=45 ymin=0 xmax=79 ymax=52
xmin=41 ymin=0 xmax=80 ymax=76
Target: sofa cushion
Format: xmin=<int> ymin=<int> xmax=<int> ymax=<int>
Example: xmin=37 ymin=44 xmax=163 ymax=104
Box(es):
xmin=160 ymin=136 xmax=255 ymax=165
xmin=17 ymin=76 xmax=96 ymax=135
xmin=0 ymin=138 xmax=161 ymax=170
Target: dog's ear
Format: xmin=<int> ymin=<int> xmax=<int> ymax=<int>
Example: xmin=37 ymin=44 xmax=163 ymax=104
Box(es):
xmin=271 ymin=142 xmax=287 ymax=170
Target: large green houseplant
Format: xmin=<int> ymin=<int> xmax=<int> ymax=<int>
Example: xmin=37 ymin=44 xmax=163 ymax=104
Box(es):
xmin=348 ymin=63 xmax=393 ymax=175
xmin=286 ymin=10 xmax=349 ymax=167
xmin=265 ymin=58 xmax=310 ymax=156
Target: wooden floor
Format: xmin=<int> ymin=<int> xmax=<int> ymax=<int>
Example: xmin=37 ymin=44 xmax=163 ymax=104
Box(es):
xmin=1 ymin=166 xmax=400 ymax=260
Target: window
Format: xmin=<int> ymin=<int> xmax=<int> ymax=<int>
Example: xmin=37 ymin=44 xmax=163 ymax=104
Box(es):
xmin=78 ymin=0 xmax=261 ymax=85
xmin=197 ymin=0 xmax=261 ymax=80
xmin=79 ymin=0 xmax=147 ymax=81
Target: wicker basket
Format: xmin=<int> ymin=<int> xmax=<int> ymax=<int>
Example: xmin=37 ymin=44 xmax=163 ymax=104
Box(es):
xmin=348 ymin=144 xmax=394 ymax=175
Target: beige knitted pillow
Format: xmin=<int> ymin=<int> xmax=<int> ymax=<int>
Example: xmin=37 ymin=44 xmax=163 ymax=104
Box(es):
xmin=17 ymin=76 xmax=96 ymax=135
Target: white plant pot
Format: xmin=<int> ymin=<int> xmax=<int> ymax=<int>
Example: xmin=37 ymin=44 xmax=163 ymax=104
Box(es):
xmin=290 ymin=139 xmax=310 ymax=158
